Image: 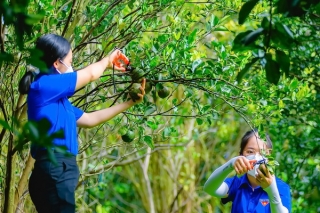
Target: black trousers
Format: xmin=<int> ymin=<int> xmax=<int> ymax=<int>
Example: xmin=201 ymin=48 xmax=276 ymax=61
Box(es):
xmin=29 ymin=152 xmax=79 ymax=213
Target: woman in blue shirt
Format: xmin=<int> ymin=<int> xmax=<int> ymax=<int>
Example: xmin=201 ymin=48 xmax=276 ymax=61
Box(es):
xmin=204 ymin=129 xmax=291 ymax=213
xmin=19 ymin=34 xmax=145 ymax=213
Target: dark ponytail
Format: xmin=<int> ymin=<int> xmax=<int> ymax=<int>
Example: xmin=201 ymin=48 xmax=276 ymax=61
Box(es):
xmin=18 ymin=34 xmax=71 ymax=95
xmin=18 ymin=71 xmax=34 ymax=94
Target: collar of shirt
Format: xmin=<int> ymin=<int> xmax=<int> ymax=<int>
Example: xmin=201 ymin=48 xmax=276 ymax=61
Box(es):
xmin=238 ymin=174 xmax=262 ymax=191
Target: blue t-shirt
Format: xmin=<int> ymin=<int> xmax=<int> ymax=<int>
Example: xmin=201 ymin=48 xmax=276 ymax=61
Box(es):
xmin=27 ymin=71 xmax=84 ymax=158
xmin=221 ymin=175 xmax=291 ymax=213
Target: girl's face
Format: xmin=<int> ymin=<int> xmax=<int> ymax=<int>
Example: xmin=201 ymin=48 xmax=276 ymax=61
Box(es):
xmin=53 ymin=49 xmax=73 ymax=73
xmin=242 ymin=135 xmax=267 ymax=157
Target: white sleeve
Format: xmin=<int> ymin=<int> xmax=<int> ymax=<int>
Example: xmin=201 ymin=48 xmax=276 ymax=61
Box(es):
xmin=263 ymin=178 xmax=289 ymax=213
xmin=203 ymin=157 xmax=238 ymax=198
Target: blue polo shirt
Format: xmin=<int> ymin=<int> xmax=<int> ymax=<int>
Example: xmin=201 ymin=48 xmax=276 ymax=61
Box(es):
xmin=27 ymin=71 xmax=84 ymax=158
xmin=221 ymin=175 xmax=291 ymax=213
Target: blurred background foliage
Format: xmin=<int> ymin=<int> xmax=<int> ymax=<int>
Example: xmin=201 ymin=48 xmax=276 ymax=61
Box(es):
xmin=0 ymin=0 xmax=319 ymax=212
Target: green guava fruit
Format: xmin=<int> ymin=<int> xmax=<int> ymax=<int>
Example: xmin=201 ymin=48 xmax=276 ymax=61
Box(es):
xmin=121 ymin=130 xmax=135 ymax=143
xmin=129 ymin=83 xmax=141 ymax=102
xmin=131 ymin=69 xmax=145 ymax=82
xmin=157 ymin=86 xmax=170 ymax=98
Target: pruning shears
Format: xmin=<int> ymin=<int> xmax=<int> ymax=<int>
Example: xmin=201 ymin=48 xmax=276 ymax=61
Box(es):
xmin=111 ymin=47 xmax=135 ymax=92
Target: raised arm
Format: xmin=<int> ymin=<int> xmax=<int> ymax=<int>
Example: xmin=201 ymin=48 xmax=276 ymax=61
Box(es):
xmin=75 ymin=49 xmax=129 ymax=90
xmin=76 ymin=79 xmax=146 ymax=128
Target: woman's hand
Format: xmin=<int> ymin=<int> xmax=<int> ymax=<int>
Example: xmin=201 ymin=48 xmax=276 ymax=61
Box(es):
xmin=129 ymin=78 xmax=146 ymax=104
xmin=256 ymin=164 xmax=273 ymax=188
xmin=233 ymin=156 xmax=256 ymax=176
xmin=107 ymin=49 xmax=130 ymax=71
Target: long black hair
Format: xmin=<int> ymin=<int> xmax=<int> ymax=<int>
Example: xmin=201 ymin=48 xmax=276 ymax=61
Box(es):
xmin=239 ymin=128 xmax=258 ymax=155
xmin=18 ymin=34 xmax=71 ymax=94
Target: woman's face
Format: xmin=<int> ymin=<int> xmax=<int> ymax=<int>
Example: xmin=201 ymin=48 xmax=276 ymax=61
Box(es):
xmin=242 ymin=135 xmax=267 ymax=157
xmin=54 ymin=49 xmax=73 ymax=73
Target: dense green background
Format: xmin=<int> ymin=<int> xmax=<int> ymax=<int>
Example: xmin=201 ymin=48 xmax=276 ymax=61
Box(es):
xmin=0 ymin=0 xmax=319 ymax=212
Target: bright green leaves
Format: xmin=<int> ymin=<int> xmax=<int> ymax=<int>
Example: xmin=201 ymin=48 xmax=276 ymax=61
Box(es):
xmin=143 ymin=135 xmax=154 ymax=149
xmin=238 ymin=0 xmax=260 ymax=25
xmin=187 ymin=29 xmax=197 ymax=45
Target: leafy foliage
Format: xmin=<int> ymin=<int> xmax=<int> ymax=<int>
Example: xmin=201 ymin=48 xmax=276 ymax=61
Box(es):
xmin=0 ymin=0 xmax=319 ymax=212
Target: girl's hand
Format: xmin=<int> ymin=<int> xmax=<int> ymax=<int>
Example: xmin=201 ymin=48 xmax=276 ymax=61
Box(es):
xmin=233 ymin=156 xmax=256 ymax=176
xmin=256 ymin=164 xmax=273 ymax=188
xmin=107 ymin=49 xmax=130 ymax=71
xmin=129 ymin=78 xmax=146 ymax=104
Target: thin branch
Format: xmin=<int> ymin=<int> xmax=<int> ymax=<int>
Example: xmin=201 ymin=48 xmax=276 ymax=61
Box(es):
xmin=79 ymin=0 xmax=123 ymax=44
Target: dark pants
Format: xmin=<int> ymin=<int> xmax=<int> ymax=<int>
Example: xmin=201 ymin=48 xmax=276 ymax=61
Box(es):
xmin=29 ymin=152 xmax=79 ymax=213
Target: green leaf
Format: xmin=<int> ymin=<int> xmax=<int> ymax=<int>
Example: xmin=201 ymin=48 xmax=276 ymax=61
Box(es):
xmin=26 ymin=122 xmax=39 ymax=141
xmin=187 ymin=29 xmax=197 ymax=44
xmin=265 ymin=54 xmax=281 ymax=84
xmin=192 ymin=59 xmax=202 ymax=72
xmin=214 ymin=26 xmax=229 ymax=31
xmin=276 ymin=50 xmax=290 ymax=76
xmin=163 ymin=127 xmax=171 ymax=138
xmin=261 ymin=17 xmax=270 ymax=29
xmin=289 ymin=78 xmax=299 ymax=90
xmin=99 ymin=95 xmax=106 ymax=102
xmin=238 ymin=0 xmax=260 ymax=25
xmin=202 ymin=105 xmax=211 ymax=112
xmin=0 ymin=53 xmax=14 ymax=62
xmin=241 ymin=28 xmax=264 ymax=45
xmin=275 ymin=22 xmax=294 ymax=40
xmin=237 ymin=57 xmax=259 ymax=82
xmin=196 ymin=118 xmax=203 ymax=125
xmin=144 ymin=105 xmax=157 ymax=116
xmin=25 ymin=13 xmax=45 ymax=25
xmin=282 ymin=24 xmax=294 ymax=39
xmin=144 ymin=135 xmax=154 ymax=149
xmin=50 ymin=130 xmax=65 ymax=139
xmin=233 ymin=30 xmax=261 ymax=51
xmin=210 ymin=14 xmax=219 ymax=27
xmin=218 ymin=15 xmax=230 ymax=24
xmin=0 ymin=119 xmax=12 ymax=131
xmin=146 ymin=121 xmax=158 ymax=130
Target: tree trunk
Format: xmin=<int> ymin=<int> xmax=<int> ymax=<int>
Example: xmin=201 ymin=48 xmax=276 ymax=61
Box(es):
xmin=3 ymin=134 xmax=16 ymax=213
xmin=14 ymin=153 xmax=34 ymax=212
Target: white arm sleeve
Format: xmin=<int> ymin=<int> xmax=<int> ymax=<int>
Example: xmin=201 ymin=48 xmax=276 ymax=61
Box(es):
xmin=203 ymin=157 xmax=238 ymax=198
xmin=263 ymin=178 xmax=289 ymax=213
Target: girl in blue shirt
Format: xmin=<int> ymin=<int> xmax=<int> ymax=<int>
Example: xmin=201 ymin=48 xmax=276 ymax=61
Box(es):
xmin=19 ymin=34 xmax=145 ymax=213
xmin=204 ymin=129 xmax=291 ymax=213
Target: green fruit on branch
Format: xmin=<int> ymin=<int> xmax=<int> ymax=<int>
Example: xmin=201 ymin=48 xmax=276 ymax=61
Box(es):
xmin=145 ymin=81 xmax=153 ymax=94
xmin=131 ymin=69 xmax=145 ymax=82
xmin=121 ymin=130 xmax=135 ymax=143
xmin=259 ymin=164 xmax=268 ymax=176
xmin=259 ymin=158 xmax=279 ymax=176
xmin=129 ymin=83 xmax=141 ymax=102
xmin=157 ymin=86 xmax=170 ymax=99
